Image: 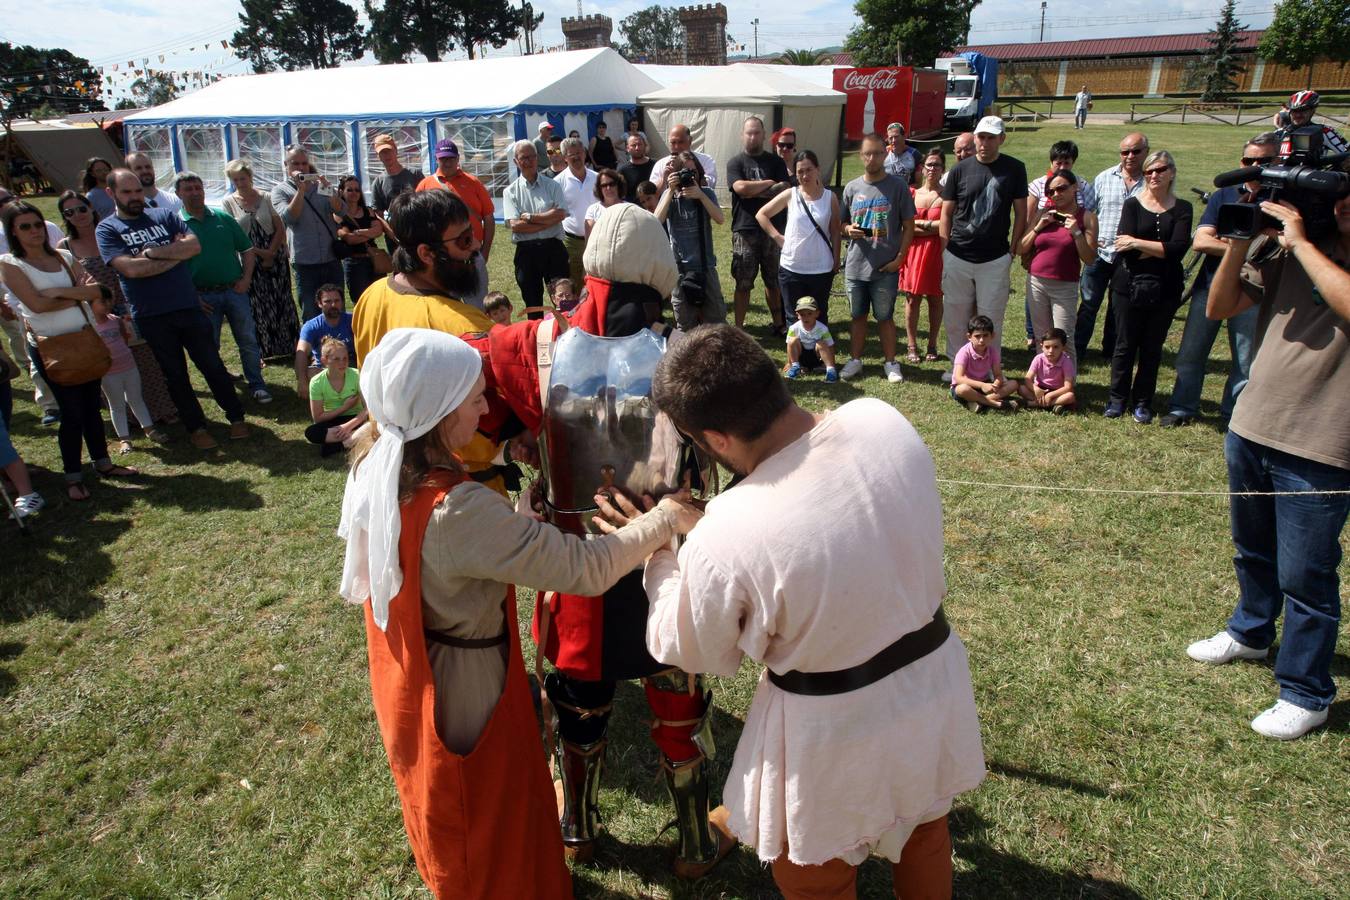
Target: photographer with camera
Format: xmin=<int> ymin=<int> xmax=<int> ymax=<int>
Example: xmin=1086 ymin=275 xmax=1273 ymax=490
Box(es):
xmin=656 ymin=151 xmax=726 ymax=329
xmin=1185 ymin=188 xmax=1350 ymax=740
xmin=1160 ymin=133 xmax=1280 ymax=429
xmin=270 ymin=146 xmax=344 ymax=321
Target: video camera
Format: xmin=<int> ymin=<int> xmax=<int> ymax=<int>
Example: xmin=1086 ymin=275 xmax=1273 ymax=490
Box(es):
xmin=1213 ymin=126 xmax=1349 ymax=240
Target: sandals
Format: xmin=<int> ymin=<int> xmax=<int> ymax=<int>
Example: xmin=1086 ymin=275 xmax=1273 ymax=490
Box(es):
xmin=925 ymin=350 xmax=940 ymax=362
xmin=67 ymin=482 xmax=90 ymax=502
xmin=115 ymin=440 xmax=134 ymax=455
xmin=905 ymin=349 xmax=922 ymax=365
xmin=95 ymin=463 xmax=140 ymax=479
xmin=144 ymin=428 xmax=169 ymax=444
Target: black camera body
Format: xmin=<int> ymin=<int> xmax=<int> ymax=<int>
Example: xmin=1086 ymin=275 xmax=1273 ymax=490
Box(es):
xmin=677 ymin=168 xmax=697 ymax=188
xmin=1215 ymin=126 xmax=1350 ymax=241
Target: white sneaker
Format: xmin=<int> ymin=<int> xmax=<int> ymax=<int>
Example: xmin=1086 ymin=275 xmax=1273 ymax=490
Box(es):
xmin=1186 ymin=631 xmax=1268 ymax=665
xmin=12 ymin=492 xmax=44 ymax=519
xmin=839 ymin=358 xmax=864 ymax=381
xmin=883 ymin=360 xmax=904 ymax=383
xmin=940 ymin=370 xmax=953 ymax=384
xmin=1251 ymin=700 xmax=1327 ymax=740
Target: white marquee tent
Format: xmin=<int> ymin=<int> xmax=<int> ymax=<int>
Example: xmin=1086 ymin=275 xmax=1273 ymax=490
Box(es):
xmin=637 ymin=64 xmax=846 ymax=192
xmin=123 ymin=48 xmax=661 ymax=202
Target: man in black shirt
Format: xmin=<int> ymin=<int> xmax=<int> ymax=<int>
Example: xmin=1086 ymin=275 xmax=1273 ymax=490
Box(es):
xmin=938 ymin=115 xmax=1028 ymax=366
xmin=618 ymin=134 xmax=655 ymax=201
xmin=727 ymin=116 xmax=791 ymax=332
xmin=371 ymin=134 xmax=424 ymax=252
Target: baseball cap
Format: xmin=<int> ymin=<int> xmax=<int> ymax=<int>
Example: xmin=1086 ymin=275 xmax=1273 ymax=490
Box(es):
xmin=537 ymin=121 xmax=553 ymax=133
xmin=974 ymin=116 xmax=1005 ymax=136
xmin=887 ymin=121 xmax=905 ymax=134
xmin=795 ymin=297 xmax=818 ymax=312
xmin=434 ymin=139 xmax=459 ymax=159
xmin=373 ymin=134 xmax=397 ymax=153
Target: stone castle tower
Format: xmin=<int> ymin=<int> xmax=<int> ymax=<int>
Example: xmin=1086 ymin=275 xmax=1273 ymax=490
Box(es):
xmin=560 ymin=14 xmax=614 ymax=51
xmin=678 ymin=4 xmax=727 ymax=66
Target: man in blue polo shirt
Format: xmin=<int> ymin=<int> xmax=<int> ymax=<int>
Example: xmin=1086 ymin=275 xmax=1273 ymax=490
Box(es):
xmin=293 ymin=283 xmax=355 ymax=399
xmin=97 ymin=169 xmax=248 ymax=449
xmin=176 ymin=171 xmax=271 ymax=405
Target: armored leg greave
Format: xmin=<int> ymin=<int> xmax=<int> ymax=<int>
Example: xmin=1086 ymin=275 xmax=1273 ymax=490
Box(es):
xmin=546 ymin=673 xmax=614 ymax=859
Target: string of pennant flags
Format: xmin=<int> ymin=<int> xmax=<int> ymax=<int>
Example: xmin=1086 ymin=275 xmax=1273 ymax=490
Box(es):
xmin=3 ymin=40 xmax=248 ymax=103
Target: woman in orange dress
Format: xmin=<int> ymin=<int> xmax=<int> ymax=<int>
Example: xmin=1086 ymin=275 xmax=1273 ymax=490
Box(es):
xmin=339 ymin=327 xmax=692 ymax=899
xmin=899 ymin=148 xmax=946 ymax=363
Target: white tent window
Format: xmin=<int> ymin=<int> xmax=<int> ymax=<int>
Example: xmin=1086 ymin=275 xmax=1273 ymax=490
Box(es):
xmin=295 ymin=124 xmax=352 ymax=182
xmin=359 ymin=122 xmax=428 ymax=198
xmin=127 ymin=127 xmax=176 ymax=191
xmin=437 ymin=117 xmax=513 ymax=197
xmin=233 ymin=125 xmax=285 ymax=192
xmin=180 ymin=127 xmax=227 ymax=198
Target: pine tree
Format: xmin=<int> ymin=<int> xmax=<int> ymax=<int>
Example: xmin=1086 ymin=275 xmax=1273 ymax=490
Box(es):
xmin=1201 ymin=0 xmax=1246 ymax=102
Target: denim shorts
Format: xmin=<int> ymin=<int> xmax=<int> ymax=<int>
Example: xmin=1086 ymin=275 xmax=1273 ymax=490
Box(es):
xmin=847 ymin=273 xmax=899 ymax=322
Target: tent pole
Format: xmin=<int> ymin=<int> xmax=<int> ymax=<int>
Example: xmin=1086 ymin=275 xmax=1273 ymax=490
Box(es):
xmin=833 ymin=104 xmax=845 ymax=192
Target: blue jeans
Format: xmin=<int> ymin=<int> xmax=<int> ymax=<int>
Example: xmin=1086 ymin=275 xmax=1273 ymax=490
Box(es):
xmin=136 ymin=308 xmax=245 ymax=433
xmin=1224 ymin=430 xmax=1350 ymax=711
xmin=200 ymin=289 xmax=265 ymax=392
xmin=1167 ymin=275 xmax=1258 ymax=420
xmin=1075 ymin=108 xmax=1087 ymax=128
xmin=1075 ymin=256 xmax=1116 ymax=360
xmin=343 ymin=256 xmax=376 ymax=308
xmin=846 ymin=273 xmax=898 ymax=322
xmin=293 ymin=260 xmax=344 ymax=321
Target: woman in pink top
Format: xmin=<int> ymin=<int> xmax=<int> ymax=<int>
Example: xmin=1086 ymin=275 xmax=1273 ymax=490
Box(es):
xmin=91 ymin=293 xmax=165 ymax=452
xmin=1016 ymin=170 xmax=1096 ymax=355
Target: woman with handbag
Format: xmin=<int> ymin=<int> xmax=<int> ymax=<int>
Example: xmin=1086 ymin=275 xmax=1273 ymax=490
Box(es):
xmin=222 ymin=160 xmax=300 ymax=358
xmin=1105 ymin=150 xmax=1192 ymax=424
xmin=0 ymin=201 xmax=137 ymax=500
xmin=655 ymin=153 xmax=726 ymax=329
xmin=334 ymin=175 xmax=393 ymax=306
xmin=756 ymin=149 xmax=842 ymax=326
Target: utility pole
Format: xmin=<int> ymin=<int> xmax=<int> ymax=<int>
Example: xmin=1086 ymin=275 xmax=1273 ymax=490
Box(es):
xmin=1039 ymin=1 xmax=1047 ymax=42
xmin=751 ymin=18 xmax=759 ymax=60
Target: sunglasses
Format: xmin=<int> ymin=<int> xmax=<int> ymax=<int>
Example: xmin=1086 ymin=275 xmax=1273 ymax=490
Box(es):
xmin=777 ymin=142 xmax=795 ymax=150
xmin=437 ymin=227 xmax=476 ymax=251
xmin=1143 ymin=167 xmax=1171 ymax=177
xmin=13 ymin=220 xmax=44 ymax=232
xmin=61 ymin=204 xmax=90 ymax=217
xmin=923 ymin=162 xmax=943 ymax=169
xmin=1119 ymin=147 xmax=1145 ymax=156
xmin=1046 ymin=183 xmax=1074 ymax=195
xmin=1241 ymin=155 xmax=1276 ymax=166
xmin=600 ymin=181 xmax=620 ymax=189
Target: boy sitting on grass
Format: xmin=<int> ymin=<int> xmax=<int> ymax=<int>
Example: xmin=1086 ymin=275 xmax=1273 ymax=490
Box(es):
xmin=785 ymin=296 xmax=838 ymax=383
xmin=484 ymin=291 xmax=513 ymax=326
xmin=952 ymin=315 xmax=1020 ymax=412
xmin=1019 ymin=328 xmax=1078 ymax=414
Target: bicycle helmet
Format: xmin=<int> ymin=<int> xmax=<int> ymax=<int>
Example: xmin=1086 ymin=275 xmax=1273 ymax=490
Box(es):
xmin=1288 ymin=90 xmax=1320 ymax=111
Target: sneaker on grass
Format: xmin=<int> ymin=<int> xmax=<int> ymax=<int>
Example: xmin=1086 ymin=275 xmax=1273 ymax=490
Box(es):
xmin=1251 ymin=700 xmax=1327 ymax=740
xmin=252 ymin=388 xmax=273 ymax=404
xmin=1186 ymin=631 xmax=1267 ymax=665
xmin=839 ymin=358 xmax=864 ymax=381
xmin=785 ymin=362 xmax=802 ymax=380
xmin=824 ymin=367 xmax=838 ymax=383
xmin=13 ymin=492 xmax=44 ymax=519
xmin=882 ymin=360 xmax=903 ymax=383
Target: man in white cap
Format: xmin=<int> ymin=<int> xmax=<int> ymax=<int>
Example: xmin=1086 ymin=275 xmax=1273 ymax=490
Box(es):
xmin=939 ymin=115 xmax=1028 ymax=371
xmin=533 ymin=121 xmax=554 ymax=164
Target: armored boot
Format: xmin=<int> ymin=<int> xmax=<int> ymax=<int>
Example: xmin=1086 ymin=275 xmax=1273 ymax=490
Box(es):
xmin=645 ymin=670 xmax=737 ymax=879
xmin=555 ymin=737 xmax=606 ymax=863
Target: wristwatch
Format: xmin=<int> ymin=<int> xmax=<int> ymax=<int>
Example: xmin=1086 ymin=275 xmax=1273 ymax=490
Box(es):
xmin=523 ymin=211 xmax=532 ymax=224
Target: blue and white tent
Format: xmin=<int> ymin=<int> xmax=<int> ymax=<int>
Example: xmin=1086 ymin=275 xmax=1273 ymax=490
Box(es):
xmin=123 ymin=48 xmax=661 ymax=202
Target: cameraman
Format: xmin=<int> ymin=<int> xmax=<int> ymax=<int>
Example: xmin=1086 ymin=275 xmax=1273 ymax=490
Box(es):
xmin=656 ymin=151 xmax=726 ymax=330
xmin=1186 ymin=193 xmax=1350 ymax=740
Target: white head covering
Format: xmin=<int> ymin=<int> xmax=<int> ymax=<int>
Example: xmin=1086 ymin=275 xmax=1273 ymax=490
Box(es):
xmin=338 ymin=327 xmax=483 ymax=630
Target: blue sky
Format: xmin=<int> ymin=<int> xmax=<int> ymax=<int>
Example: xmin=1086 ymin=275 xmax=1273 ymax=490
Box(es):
xmin=3 ymin=0 xmax=1277 ymax=103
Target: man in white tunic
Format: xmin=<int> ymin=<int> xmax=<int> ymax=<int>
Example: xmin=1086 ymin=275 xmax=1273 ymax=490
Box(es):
xmin=634 ymin=324 xmax=985 ymax=898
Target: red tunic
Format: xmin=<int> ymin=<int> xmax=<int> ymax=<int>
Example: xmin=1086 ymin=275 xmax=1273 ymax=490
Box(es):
xmin=364 ymin=470 xmax=572 ymax=899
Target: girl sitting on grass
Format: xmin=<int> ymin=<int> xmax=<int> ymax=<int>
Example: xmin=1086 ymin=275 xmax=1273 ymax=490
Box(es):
xmin=306 ymin=336 xmax=367 ymax=457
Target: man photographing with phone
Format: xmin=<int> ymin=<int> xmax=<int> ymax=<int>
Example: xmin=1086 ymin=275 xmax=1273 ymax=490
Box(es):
xmin=1185 ymin=187 xmax=1350 ymax=740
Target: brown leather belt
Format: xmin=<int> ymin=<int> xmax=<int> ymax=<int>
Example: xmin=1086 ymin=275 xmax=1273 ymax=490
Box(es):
xmin=424 ymin=629 xmax=507 ymax=650
xmin=767 ymin=607 xmax=950 ymax=697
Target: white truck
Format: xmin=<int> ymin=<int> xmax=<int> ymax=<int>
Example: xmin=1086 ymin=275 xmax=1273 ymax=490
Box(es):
xmin=933 ymin=55 xmax=995 ymax=132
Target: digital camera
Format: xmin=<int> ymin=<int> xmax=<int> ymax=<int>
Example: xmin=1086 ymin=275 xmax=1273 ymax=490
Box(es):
xmin=1214 ymin=126 xmax=1349 ymax=240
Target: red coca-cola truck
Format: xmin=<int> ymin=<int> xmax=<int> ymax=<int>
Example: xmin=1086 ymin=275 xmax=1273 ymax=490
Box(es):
xmin=833 ymin=66 xmax=946 ymax=141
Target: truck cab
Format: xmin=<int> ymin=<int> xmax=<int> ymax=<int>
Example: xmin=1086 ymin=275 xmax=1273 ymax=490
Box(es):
xmin=934 ymin=54 xmax=996 ymax=132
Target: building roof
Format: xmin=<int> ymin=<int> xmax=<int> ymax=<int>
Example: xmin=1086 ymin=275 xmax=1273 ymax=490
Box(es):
xmin=949 ymin=30 xmax=1264 ymax=62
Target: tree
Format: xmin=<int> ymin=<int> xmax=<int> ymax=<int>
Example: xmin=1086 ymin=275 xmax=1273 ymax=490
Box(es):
xmin=777 ymin=48 xmax=832 ymax=66
xmin=619 ymin=6 xmax=682 ymax=60
xmin=845 ymin=0 xmax=981 ymax=68
xmin=0 ymin=43 xmax=105 ymax=120
xmin=365 ymin=0 xmax=530 ymax=62
xmin=114 ymin=98 xmax=139 ymax=111
xmin=232 ymin=0 xmax=365 ymax=72
xmin=1200 ymin=0 xmax=1246 ymax=102
xmin=129 ymin=71 xmax=180 ymax=108
xmin=1259 ymin=0 xmax=1350 ymax=87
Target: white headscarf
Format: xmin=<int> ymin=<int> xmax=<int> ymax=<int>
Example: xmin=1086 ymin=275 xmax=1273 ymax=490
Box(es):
xmin=338 ymin=327 xmax=483 ymax=630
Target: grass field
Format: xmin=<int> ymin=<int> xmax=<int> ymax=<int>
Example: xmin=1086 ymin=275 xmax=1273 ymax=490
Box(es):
xmin=2 ymin=120 xmax=1347 ymax=899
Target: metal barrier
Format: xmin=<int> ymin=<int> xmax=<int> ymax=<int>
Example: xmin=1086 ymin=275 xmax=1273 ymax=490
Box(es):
xmin=1129 ymin=100 xmax=1350 ymax=126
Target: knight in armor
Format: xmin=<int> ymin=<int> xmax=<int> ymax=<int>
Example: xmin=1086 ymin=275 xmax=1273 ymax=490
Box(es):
xmin=488 ymin=204 xmax=737 ymax=877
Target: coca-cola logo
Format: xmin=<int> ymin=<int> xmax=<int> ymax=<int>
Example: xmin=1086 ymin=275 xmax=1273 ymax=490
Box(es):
xmin=842 ymin=69 xmax=899 ymax=92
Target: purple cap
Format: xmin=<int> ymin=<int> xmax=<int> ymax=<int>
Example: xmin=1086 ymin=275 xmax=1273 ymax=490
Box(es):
xmin=434 ymin=139 xmax=459 ymax=159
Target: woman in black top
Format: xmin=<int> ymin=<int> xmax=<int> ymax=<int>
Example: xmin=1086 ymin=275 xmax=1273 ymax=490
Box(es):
xmin=334 ymin=175 xmax=390 ymax=305
xmin=589 ymin=122 xmax=618 ymax=170
xmin=1105 ymin=150 xmax=1192 ymax=424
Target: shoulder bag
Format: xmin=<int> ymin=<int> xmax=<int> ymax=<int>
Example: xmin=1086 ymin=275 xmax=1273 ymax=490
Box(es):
xmin=27 ymin=255 xmax=111 ymax=386
xmin=304 ymin=190 xmax=352 ymax=260
xmin=796 ymin=188 xmax=837 ymax=273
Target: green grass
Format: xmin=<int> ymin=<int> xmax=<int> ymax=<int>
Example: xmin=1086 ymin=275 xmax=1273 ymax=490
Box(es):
xmin=3 ymin=121 xmax=1347 ymax=899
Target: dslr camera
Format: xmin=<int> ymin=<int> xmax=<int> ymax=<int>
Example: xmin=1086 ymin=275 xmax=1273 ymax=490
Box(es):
xmin=1214 ymin=126 xmax=1349 ymax=240
xmin=677 ymin=167 xmax=697 ymax=189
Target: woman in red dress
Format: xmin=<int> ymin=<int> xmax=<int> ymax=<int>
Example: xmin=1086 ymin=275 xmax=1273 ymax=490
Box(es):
xmin=339 ymin=327 xmax=692 ymax=899
xmin=899 ymin=149 xmax=946 ymax=363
